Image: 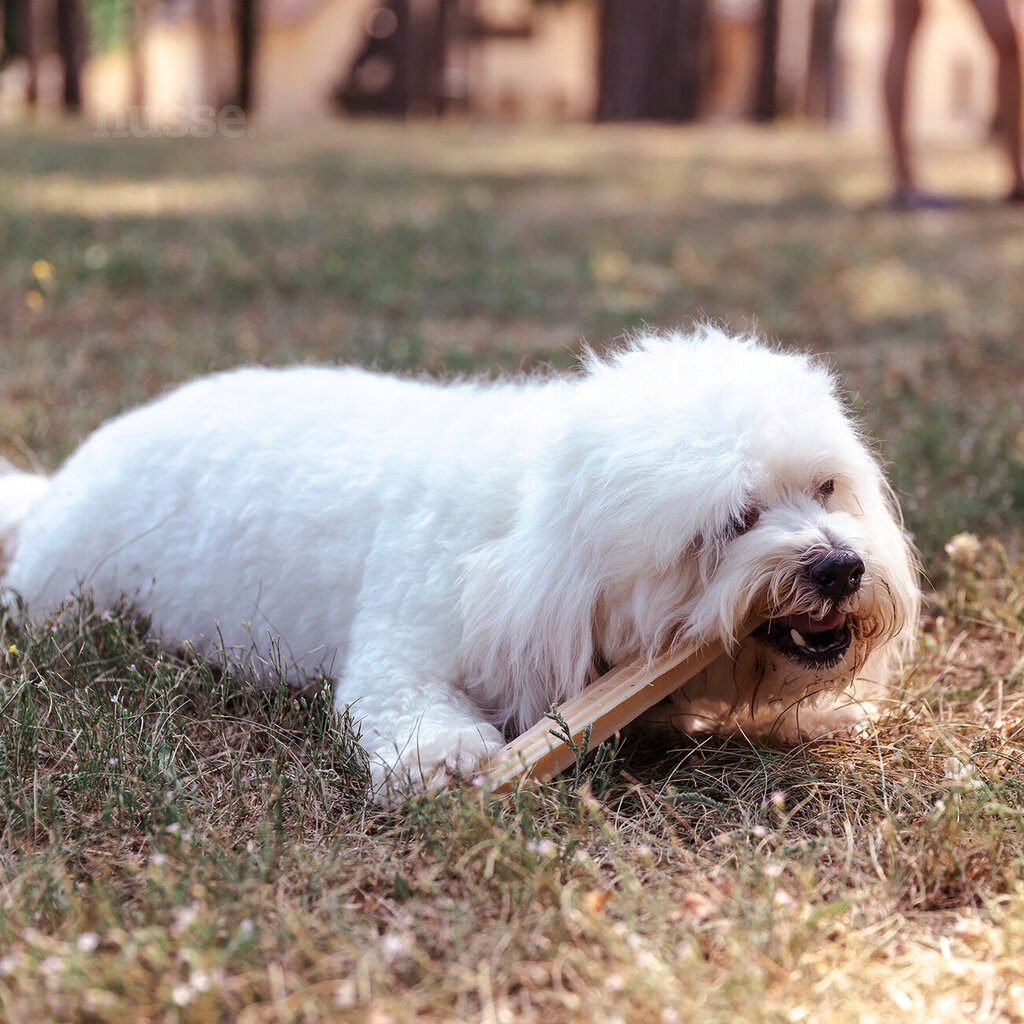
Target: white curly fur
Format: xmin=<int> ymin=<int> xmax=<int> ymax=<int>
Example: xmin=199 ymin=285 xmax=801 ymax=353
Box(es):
xmin=0 ymin=328 xmax=919 ymax=797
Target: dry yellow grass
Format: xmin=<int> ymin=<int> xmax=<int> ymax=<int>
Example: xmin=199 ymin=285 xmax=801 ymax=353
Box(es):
xmin=1 ymin=120 xmax=1024 ymax=1022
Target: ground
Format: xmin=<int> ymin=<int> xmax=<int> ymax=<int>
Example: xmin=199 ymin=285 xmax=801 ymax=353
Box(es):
xmin=1 ymin=119 xmax=1024 ymax=1023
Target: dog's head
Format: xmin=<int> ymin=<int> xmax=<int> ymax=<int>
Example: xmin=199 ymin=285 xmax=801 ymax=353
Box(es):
xmin=461 ymin=328 xmax=919 ymax=732
xmin=572 ymin=329 xmax=919 ymax=706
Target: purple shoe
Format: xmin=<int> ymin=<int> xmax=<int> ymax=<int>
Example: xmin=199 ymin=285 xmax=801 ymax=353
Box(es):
xmin=889 ymin=189 xmax=960 ymax=210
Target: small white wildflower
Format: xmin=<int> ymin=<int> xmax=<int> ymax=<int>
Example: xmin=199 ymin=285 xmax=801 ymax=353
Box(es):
xmin=150 ymin=853 xmax=168 ymax=866
xmin=0 ymin=954 xmax=17 ymax=976
xmin=603 ymin=974 xmax=624 ymax=994
xmin=752 ymin=825 xmax=768 ymax=838
xmin=239 ymin=919 xmax=254 ymax=934
xmin=380 ymin=932 xmax=410 ymax=962
xmin=944 ymin=532 xmax=981 ymax=569
xmin=189 ymin=970 xmax=211 ymax=993
xmin=334 ymin=980 xmax=357 ymax=1008
xmin=625 ymin=932 xmax=645 ymax=951
xmin=635 ymin=949 xmax=659 ymax=969
xmin=171 ymin=903 xmax=199 ymax=933
xmin=662 ymin=1010 xmax=681 ymax=1024
xmin=76 ymin=932 xmax=99 ymax=952
xmin=40 ymin=955 xmax=63 ymax=975
xmin=165 ymin=822 xmax=181 ymax=834
xmin=171 ymin=983 xmax=193 ymax=1007
xmin=945 ymin=756 xmax=983 ymax=789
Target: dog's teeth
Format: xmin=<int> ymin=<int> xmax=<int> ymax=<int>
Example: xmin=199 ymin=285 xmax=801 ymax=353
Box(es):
xmin=790 ymin=628 xmax=808 ymax=648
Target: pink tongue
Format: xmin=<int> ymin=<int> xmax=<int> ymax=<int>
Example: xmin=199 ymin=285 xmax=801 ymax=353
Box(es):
xmin=775 ymin=609 xmax=846 ymax=633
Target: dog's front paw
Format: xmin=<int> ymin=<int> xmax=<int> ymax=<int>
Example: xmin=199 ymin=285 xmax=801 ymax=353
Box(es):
xmin=367 ymin=722 xmax=505 ymax=803
xmin=767 ymin=697 xmax=876 ymax=745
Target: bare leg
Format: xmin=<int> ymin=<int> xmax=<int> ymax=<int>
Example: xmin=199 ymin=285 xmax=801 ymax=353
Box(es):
xmin=968 ymin=0 xmax=1024 ymax=196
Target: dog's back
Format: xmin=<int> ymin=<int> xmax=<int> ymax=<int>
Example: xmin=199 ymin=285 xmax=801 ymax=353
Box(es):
xmin=0 ymin=364 xmax=548 ymax=677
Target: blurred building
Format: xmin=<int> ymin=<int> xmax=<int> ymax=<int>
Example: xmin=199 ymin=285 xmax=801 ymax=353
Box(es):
xmin=0 ymin=0 xmax=1020 ymax=142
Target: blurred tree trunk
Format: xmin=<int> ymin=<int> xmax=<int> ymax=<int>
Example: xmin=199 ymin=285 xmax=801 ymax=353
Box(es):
xmin=16 ymin=0 xmax=39 ymax=107
xmin=409 ymin=0 xmax=448 ymax=114
xmin=235 ymin=0 xmax=259 ymax=112
xmin=334 ymin=0 xmax=454 ymax=117
xmin=56 ymin=0 xmax=87 ymax=112
xmin=197 ymin=0 xmax=221 ymax=108
xmin=596 ymin=0 xmax=708 ymax=122
xmin=805 ymin=0 xmax=841 ymax=120
xmin=676 ymin=0 xmax=707 ymax=121
xmin=752 ymin=0 xmax=779 ymax=121
xmin=129 ymin=0 xmax=152 ymax=108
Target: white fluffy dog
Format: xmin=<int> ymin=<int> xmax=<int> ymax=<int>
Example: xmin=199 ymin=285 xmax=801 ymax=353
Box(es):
xmin=0 ymin=328 xmax=918 ymax=795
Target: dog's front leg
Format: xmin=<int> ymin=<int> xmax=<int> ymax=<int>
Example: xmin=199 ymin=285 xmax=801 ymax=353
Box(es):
xmin=337 ymin=683 xmax=505 ymax=801
xmin=334 ymin=630 xmax=505 ymax=801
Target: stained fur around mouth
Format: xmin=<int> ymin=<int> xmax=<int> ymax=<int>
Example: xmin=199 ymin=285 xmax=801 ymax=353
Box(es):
xmin=754 ymin=614 xmax=853 ymax=669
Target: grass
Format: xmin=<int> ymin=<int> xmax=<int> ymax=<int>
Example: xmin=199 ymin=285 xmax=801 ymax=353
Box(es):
xmin=2 ymin=118 xmax=1024 ymax=1021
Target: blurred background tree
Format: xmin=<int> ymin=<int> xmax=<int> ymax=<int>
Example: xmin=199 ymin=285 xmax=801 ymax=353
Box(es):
xmin=0 ymin=0 xmax=1000 ymax=141
xmin=595 ymin=0 xmax=709 ymax=122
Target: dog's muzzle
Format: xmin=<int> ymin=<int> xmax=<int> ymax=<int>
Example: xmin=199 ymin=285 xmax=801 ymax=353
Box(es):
xmin=754 ymin=548 xmax=864 ymax=668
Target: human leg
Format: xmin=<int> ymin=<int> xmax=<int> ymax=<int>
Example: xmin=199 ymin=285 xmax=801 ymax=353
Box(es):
xmin=884 ymin=0 xmax=924 ymax=197
xmin=968 ymin=0 xmax=1024 ymax=196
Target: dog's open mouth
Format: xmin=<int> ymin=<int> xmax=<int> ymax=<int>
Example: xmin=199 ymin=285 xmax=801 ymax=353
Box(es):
xmin=754 ymin=609 xmax=851 ymax=668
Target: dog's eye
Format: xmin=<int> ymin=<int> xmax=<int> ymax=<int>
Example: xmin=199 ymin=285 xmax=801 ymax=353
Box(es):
xmin=731 ymin=506 xmax=761 ymax=535
xmin=818 ymin=479 xmax=835 ymax=500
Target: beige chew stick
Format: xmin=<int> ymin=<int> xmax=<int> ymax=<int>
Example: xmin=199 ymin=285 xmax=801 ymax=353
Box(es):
xmin=485 ymin=613 xmax=762 ymax=790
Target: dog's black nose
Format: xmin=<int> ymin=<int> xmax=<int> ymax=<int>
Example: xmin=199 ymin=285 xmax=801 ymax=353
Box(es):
xmin=810 ymin=550 xmax=865 ymax=600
